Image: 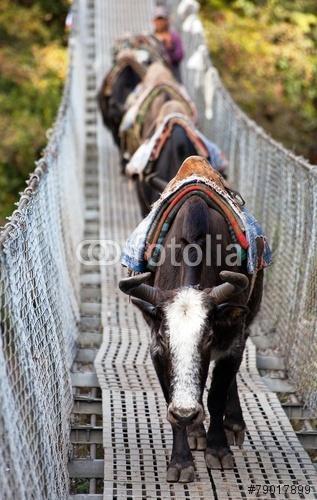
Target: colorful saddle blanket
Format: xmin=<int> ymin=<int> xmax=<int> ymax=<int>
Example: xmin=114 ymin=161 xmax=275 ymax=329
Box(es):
xmin=121 ymin=158 xmax=272 ymax=274
xmin=120 ymin=82 xmax=197 ymax=158
xmin=125 ymin=113 xmax=228 ymax=177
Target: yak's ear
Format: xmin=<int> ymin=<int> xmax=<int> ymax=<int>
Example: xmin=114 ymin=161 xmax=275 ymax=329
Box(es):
xmin=213 ymin=303 xmax=249 ymax=326
xmin=131 ymin=298 xmax=161 ymax=326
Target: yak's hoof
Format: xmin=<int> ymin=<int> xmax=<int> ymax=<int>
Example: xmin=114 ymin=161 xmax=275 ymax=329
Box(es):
xmin=167 ymin=463 xmax=195 ymax=483
xmin=224 ymin=418 xmax=246 ymax=446
xmin=187 ymin=423 xmax=207 ymax=451
xmin=205 ymin=447 xmax=234 ymax=470
xmin=225 ymin=427 xmax=245 ymax=446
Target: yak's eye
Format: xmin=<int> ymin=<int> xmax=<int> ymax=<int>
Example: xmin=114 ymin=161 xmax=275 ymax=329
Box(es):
xmin=202 ymin=329 xmax=213 ymax=348
xmin=151 ymin=329 xmax=167 ymax=357
xmin=153 ymin=305 xmax=163 ymax=322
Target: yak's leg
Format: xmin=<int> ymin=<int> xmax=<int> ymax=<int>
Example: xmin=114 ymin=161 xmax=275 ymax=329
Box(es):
xmin=135 ymin=180 xmax=152 ymax=218
xmin=167 ymin=426 xmax=195 ymax=483
xmin=224 ymin=376 xmax=246 ymax=446
xmin=205 ymin=355 xmax=242 ymax=470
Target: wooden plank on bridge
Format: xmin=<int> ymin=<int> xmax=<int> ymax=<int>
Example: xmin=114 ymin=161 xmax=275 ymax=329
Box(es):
xmin=68 ymin=459 xmax=104 ymax=478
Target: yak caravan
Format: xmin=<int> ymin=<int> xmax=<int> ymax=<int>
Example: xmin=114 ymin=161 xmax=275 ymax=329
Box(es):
xmin=95 ymin=0 xmax=316 ymax=493
xmin=0 ymin=0 xmax=316 ymax=498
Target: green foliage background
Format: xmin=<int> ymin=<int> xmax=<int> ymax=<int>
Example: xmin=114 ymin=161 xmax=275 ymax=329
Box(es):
xmin=1 ymin=0 xmax=316 ymax=224
xmin=200 ymin=0 xmax=317 ymax=162
xmin=0 ymin=0 xmax=68 ymax=224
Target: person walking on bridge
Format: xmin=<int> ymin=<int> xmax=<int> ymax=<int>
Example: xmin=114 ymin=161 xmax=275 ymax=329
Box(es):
xmin=152 ymin=5 xmax=184 ymax=81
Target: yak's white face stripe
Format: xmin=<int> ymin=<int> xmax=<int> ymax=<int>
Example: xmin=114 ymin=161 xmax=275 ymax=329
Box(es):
xmin=165 ymin=288 xmax=208 ymax=409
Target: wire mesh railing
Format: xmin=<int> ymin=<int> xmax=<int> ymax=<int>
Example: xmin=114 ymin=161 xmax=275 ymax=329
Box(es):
xmin=0 ymin=0 xmax=87 ymax=498
xmin=172 ymin=0 xmax=317 ymax=412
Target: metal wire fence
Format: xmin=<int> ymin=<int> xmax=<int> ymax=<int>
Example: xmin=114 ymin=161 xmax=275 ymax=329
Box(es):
xmin=0 ymin=0 xmax=87 ymax=498
xmin=173 ymin=0 xmax=317 ymax=412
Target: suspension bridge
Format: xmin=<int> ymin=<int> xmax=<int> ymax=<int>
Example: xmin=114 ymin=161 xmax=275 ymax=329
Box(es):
xmin=0 ymin=0 xmax=316 ymax=499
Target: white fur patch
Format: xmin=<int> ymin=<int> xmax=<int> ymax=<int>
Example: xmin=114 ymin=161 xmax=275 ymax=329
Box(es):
xmin=165 ymin=288 xmax=208 ymax=409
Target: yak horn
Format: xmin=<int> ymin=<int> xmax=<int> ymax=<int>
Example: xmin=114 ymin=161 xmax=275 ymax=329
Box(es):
xmin=119 ymin=272 xmax=152 ymax=293
xmin=145 ymin=174 xmax=168 ymax=193
xmin=208 ymin=271 xmax=249 ymax=305
xmin=119 ymin=272 xmax=163 ymax=305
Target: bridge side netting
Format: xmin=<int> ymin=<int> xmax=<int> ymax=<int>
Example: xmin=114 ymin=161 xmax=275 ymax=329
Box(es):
xmin=0 ymin=1 xmax=86 ymax=498
xmin=172 ymin=0 xmax=317 ymax=412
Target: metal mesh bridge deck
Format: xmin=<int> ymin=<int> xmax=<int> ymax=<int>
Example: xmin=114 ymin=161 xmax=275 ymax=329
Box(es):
xmin=90 ymin=1 xmax=317 ymax=499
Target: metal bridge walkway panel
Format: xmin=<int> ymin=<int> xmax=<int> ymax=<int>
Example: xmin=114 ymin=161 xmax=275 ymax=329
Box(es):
xmin=92 ymin=0 xmax=317 ymax=498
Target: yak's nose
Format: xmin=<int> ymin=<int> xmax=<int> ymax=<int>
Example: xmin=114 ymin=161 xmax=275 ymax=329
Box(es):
xmin=167 ymin=403 xmax=204 ymax=426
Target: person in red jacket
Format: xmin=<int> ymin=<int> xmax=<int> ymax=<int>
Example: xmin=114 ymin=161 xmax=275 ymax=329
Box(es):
xmin=152 ymin=5 xmax=184 ymax=81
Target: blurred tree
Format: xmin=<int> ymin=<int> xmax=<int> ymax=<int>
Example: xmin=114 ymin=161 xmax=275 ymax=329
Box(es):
xmin=0 ymin=0 xmax=69 ymax=224
xmin=200 ymin=0 xmax=317 ymax=162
